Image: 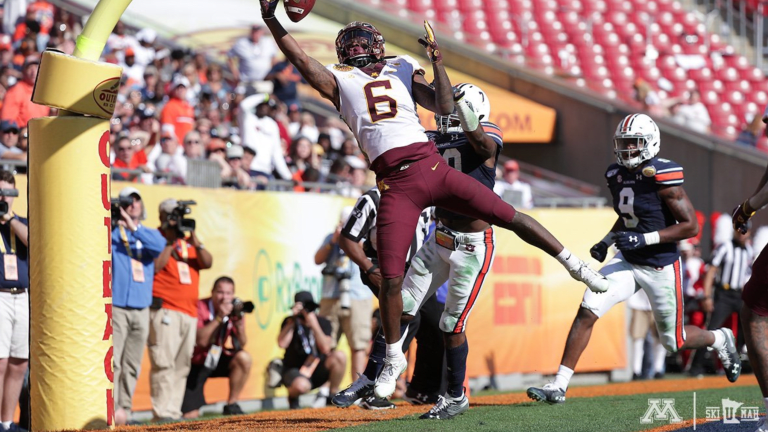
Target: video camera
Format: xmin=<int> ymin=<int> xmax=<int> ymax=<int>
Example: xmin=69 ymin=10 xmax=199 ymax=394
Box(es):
xmin=0 ymin=188 xmax=18 ymax=218
xmin=168 ymin=200 xmax=197 ymax=232
xmin=230 ymin=297 xmax=254 ymax=319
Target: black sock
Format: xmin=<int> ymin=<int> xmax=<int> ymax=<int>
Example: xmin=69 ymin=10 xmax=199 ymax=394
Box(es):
xmin=445 ymin=338 xmax=468 ymax=399
xmin=364 ymin=329 xmax=387 ymax=380
xmin=288 ymin=396 xmax=300 ymax=409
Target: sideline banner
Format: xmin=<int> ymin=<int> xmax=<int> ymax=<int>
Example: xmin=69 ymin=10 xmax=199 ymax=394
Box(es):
xmin=17 ymin=179 xmax=622 ymax=408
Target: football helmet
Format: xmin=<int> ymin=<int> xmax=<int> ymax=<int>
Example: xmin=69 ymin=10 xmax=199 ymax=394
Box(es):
xmin=435 ymin=83 xmax=491 ymax=133
xmin=613 ymin=113 xmax=660 ymax=169
xmin=335 ymin=22 xmax=385 ymax=68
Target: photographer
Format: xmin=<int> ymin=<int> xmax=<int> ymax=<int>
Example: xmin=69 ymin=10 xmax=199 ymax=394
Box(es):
xmin=110 ymin=187 xmax=165 ymax=426
xmin=181 ymin=277 xmax=252 ymax=419
xmin=0 ymin=171 xmax=28 ymax=432
xmin=314 ymin=207 xmax=372 ymax=383
xmin=149 ymin=199 xmax=213 ymax=421
xmin=277 ymin=291 xmax=346 ymax=409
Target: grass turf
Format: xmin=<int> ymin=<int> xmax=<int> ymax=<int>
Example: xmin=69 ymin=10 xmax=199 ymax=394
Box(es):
xmin=336 ymin=385 xmax=764 ymax=432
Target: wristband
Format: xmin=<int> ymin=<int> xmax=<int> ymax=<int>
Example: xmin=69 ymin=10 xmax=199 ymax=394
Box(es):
xmin=643 ymin=231 xmax=660 ymax=246
xmin=366 ymin=264 xmax=379 ymax=275
xmin=215 ymin=316 xmax=223 ymax=323
xmin=456 ymin=97 xmax=479 ymax=132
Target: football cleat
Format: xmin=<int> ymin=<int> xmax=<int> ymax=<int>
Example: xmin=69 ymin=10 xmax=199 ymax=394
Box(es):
xmin=360 ymin=396 xmax=396 ymax=410
xmin=752 ymin=418 xmax=768 ymax=432
xmin=403 ymin=388 xmax=440 ymax=405
xmin=419 ymin=394 xmax=469 ymax=420
xmin=569 ymin=261 xmax=610 ymax=293
xmin=527 ymin=383 xmax=566 ymax=404
xmin=374 ymin=354 xmax=408 ymax=399
xmin=331 ymin=373 xmax=374 ymax=408
xmin=713 ymin=328 xmax=741 ymax=383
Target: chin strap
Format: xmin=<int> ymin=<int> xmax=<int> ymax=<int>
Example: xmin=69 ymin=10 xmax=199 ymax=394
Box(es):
xmin=455 ymin=96 xmax=479 ymax=132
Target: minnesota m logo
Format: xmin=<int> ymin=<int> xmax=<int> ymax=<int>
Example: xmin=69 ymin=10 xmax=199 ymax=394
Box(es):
xmin=640 ymin=398 xmax=683 ymax=424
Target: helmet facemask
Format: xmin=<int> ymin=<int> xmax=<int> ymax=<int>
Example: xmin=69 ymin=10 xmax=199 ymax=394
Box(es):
xmin=435 ymin=84 xmax=490 ymax=134
xmin=335 ymin=23 xmax=385 ymax=68
xmin=614 ymin=135 xmax=653 ymax=169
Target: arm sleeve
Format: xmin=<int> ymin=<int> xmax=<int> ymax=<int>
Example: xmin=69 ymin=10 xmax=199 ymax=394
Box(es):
xmin=481 ymin=121 xmax=504 ymax=147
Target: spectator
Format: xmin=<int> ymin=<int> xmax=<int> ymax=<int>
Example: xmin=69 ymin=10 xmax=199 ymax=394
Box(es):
xmin=343 ymin=157 xmax=367 ymax=198
xmin=3 ymin=0 xmax=26 ymax=35
xmin=241 ymin=146 xmax=256 ymax=175
xmin=149 ymin=198 xmax=213 ymax=421
xmin=0 ymin=121 xmax=24 ymax=162
xmin=632 ymin=79 xmax=669 ymax=118
xmin=181 ymin=63 xmax=201 ymax=106
xmin=493 ymin=160 xmax=533 ymax=209
xmin=140 ymin=66 xmax=164 ymax=104
xmin=181 ymin=277 xmax=252 ymax=419
xmin=121 ymin=47 xmax=145 ymax=87
xmin=239 ymin=94 xmax=292 ymax=182
xmin=735 ymin=113 xmax=764 ymax=148
xmin=0 ymin=170 xmax=28 ymax=432
xmin=266 ymin=60 xmax=304 ymax=108
xmin=106 ymin=21 xmax=137 ymax=62
xmin=627 ymin=290 xmax=667 ymax=380
xmin=0 ymin=56 xmax=49 ymax=128
xmin=690 ymin=226 xmax=754 ymax=376
xmin=227 ymin=24 xmax=277 ymax=90
xmin=314 ymin=207 xmax=373 ymax=382
xmin=133 ymin=28 xmax=157 ymax=70
xmin=160 ymin=75 xmax=194 ymax=144
xmin=111 ymin=187 xmax=165 ymax=426
xmin=112 ymin=135 xmax=142 ymax=182
xmin=277 ymin=291 xmax=346 ymax=409
xmin=183 ymin=131 xmax=205 ymax=160
xmin=200 ymin=63 xmax=231 ymax=109
xmin=287 ymin=136 xmax=317 ymax=174
xmin=671 ymin=89 xmax=711 ymax=134
xmin=296 ymin=112 xmax=319 ymax=144
xmin=152 ymin=127 xmax=187 ymax=185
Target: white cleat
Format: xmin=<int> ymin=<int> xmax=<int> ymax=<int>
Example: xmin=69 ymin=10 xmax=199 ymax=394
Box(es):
xmin=570 ymin=261 xmax=609 ymax=293
xmin=374 ymin=354 xmax=408 ymax=399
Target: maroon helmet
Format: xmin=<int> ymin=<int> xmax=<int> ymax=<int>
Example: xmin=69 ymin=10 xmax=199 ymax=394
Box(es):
xmin=335 ymin=22 xmax=385 ymax=68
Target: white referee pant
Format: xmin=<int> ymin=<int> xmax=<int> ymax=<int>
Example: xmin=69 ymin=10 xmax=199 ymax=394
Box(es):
xmin=402 ymin=224 xmax=496 ymax=333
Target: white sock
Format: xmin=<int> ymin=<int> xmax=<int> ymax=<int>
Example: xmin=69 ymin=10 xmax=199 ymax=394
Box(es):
xmin=317 ymin=386 xmax=329 ymax=397
xmin=556 ymin=248 xmax=581 ymax=272
xmin=632 ymin=338 xmax=644 ymax=375
xmin=763 ymin=397 xmax=768 ymax=415
xmin=553 ymin=365 xmax=574 ymax=390
xmin=653 ymin=341 xmax=667 ymax=374
xmin=386 ymin=324 xmax=409 ymax=358
xmin=710 ymin=329 xmax=726 ymax=351
xmin=1 ymin=421 xmax=11 ymax=428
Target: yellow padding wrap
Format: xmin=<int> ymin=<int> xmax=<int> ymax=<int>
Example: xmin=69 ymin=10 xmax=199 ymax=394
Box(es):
xmin=29 ymin=117 xmax=114 ymax=431
xmin=32 ymin=50 xmax=122 ymax=119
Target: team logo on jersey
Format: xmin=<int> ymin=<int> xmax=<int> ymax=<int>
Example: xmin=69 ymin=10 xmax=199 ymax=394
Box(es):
xmin=606 ymin=168 xmax=619 ymax=178
xmin=617 ymin=174 xmax=623 ymax=183
xmin=642 ymin=166 xmax=657 ymax=177
xmin=377 ymin=179 xmax=389 ymax=192
xmin=334 ymin=64 xmax=354 ymax=71
xmin=371 ymin=72 xmax=379 ymax=78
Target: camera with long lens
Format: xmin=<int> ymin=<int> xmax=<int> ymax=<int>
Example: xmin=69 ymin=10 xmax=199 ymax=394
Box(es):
xmin=322 ymin=256 xmax=352 ymax=310
xmin=110 ymin=196 xmax=133 ymax=228
xmin=168 ymin=200 xmax=197 ymax=232
xmin=230 ymin=297 xmax=254 ymax=319
xmin=0 ymin=188 xmax=18 ymax=218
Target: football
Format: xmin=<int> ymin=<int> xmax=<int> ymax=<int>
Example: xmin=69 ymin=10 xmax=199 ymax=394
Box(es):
xmin=284 ymin=0 xmax=315 ymax=22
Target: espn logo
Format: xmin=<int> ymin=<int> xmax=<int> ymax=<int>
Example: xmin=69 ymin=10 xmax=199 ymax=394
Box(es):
xmin=492 ymin=256 xmax=542 ymax=325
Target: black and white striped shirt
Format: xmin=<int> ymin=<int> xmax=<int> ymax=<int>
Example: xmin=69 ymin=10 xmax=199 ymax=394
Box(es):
xmin=711 ymin=240 xmax=754 ymax=290
xmin=341 ymin=187 xmax=430 ymax=265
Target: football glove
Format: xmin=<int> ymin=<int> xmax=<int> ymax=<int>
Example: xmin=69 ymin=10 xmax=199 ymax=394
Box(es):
xmin=590 ymin=242 xmax=609 ymax=263
xmin=614 ymin=231 xmax=647 ymax=251
xmin=260 ymin=0 xmax=279 ymax=19
xmin=732 ymin=200 xmax=755 ymax=235
xmin=418 ymin=20 xmax=442 ymax=63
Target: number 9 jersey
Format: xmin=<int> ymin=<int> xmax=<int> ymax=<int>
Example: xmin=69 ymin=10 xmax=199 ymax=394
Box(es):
xmin=606 ymin=157 xmax=684 ymax=268
xmin=326 ymin=55 xmax=429 ymax=164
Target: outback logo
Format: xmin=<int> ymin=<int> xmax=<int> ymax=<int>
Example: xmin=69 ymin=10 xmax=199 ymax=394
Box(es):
xmin=334 ymin=64 xmax=353 ymax=72
xmin=642 ymin=166 xmax=656 ymax=177
xmin=92 ymin=77 xmax=120 ymax=115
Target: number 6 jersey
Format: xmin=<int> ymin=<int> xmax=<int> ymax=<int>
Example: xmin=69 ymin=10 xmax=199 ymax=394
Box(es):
xmin=606 ymin=157 xmax=684 ymax=268
xmin=326 ymin=55 xmax=429 ymax=164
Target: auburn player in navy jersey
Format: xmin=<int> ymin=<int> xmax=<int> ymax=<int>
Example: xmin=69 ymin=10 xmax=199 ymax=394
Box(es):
xmin=333 ymin=84 xmax=504 ymax=419
xmin=528 ymin=113 xmax=742 ymax=405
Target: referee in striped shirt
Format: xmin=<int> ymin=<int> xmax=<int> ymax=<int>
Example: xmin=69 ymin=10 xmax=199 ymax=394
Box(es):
xmin=690 ymin=226 xmax=754 ymax=376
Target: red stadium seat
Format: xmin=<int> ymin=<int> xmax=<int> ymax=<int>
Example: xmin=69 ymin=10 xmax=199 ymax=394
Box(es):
xmin=457 ymin=0 xmax=483 ymax=12
xmin=724 ymin=90 xmax=745 ymax=106
xmin=716 ymin=67 xmax=740 ymax=82
xmin=749 ymin=90 xmax=768 ymax=106
xmin=687 ymin=67 xmax=713 ymax=82
xmin=701 ymin=90 xmax=720 ymax=105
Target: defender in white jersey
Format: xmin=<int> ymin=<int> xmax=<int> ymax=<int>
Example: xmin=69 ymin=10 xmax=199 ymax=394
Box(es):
xmin=260 ymin=0 xmax=609 ymax=402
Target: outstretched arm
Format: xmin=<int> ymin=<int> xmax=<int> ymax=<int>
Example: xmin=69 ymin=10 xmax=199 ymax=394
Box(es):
xmin=411 ymin=21 xmax=453 ymax=115
xmin=260 ymin=1 xmax=339 ymax=107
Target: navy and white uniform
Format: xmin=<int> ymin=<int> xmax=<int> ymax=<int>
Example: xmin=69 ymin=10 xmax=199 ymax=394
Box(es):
xmin=582 ymin=157 xmax=687 ymax=352
xmin=402 ymin=122 xmax=504 ymax=333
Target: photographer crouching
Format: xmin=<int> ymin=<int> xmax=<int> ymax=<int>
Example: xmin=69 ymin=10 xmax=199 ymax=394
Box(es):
xmin=181 ymin=277 xmax=252 ymax=418
xmin=277 ymin=291 xmax=346 ymax=409
xmin=149 ymin=199 xmax=213 ymax=421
